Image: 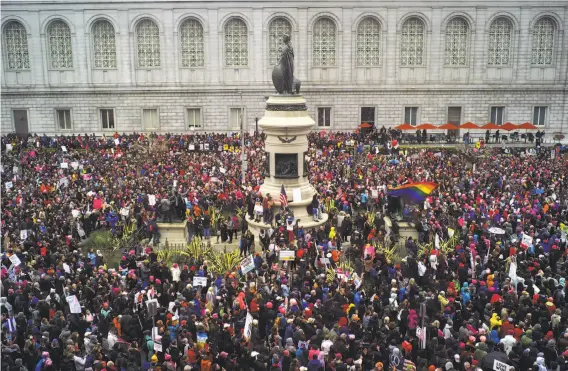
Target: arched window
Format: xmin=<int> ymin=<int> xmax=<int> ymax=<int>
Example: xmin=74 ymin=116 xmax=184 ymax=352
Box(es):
xmin=356 ymin=17 xmax=381 ymax=66
xmin=531 ymin=18 xmax=555 ymax=65
xmin=136 ymin=19 xmax=160 ymax=68
xmin=180 ymin=19 xmax=204 ymax=67
xmin=47 ymin=20 xmax=73 ymax=69
xmin=400 ymin=17 xmax=425 ymax=66
xmin=224 ymin=18 xmax=248 ymax=67
xmin=444 ymin=17 xmax=468 ymax=66
xmin=313 ymin=18 xmax=336 ymax=67
xmin=3 ymin=21 xmax=30 ymax=69
xmin=488 ymin=17 xmax=513 ymax=66
xmin=92 ymin=20 xmax=116 ymax=69
xmin=268 ymin=18 xmax=292 ymax=65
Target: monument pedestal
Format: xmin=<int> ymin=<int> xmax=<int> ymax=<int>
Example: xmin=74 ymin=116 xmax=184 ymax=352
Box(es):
xmin=247 ymin=95 xmax=327 ymax=246
xmin=157 ymin=221 xmax=187 ymax=246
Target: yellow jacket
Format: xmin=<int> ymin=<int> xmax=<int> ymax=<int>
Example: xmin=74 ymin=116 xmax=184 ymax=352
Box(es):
xmin=490 ymin=313 xmax=502 ymax=329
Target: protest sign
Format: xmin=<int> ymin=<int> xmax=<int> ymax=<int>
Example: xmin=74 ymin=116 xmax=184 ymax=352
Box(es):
xmin=521 ymin=234 xmax=533 ymax=249
xmin=279 ymin=250 xmax=295 ymax=261
xmin=193 ymin=277 xmax=207 ymax=287
xmin=240 ymin=255 xmax=255 ymax=275
xmin=66 ymin=295 xmax=82 ymax=314
xmin=60 ymin=162 xmax=68 ymax=169
xmin=61 ymin=146 xmax=67 ymax=152
xmin=493 ymin=360 xmax=514 ymax=371
xmin=293 ymin=188 xmax=302 ymax=202
xmin=9 ymin=254 xmax=21 ymax=267
xmin=5 ymin=182 xmax=13 ymax=190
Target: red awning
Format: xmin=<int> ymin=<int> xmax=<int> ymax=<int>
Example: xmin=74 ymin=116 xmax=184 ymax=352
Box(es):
xmin=481 ymin=123 xmax=500 ymax=130
xmin=394 ymin=123 xmax=416 ymax=131
xmin=416 ymin=123 xmax=437 ymax=130
xmin=438 ymin=123 xmax=459 ymax=130
xmin=459 ymin=122 xmax=479 ymax=129
xmin=500 ymin=122 xmax=518 ymax=131
xmin=517 ymin=122 xmax=537 ymax=130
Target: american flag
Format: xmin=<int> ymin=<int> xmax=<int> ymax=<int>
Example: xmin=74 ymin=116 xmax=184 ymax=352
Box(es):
xmin=280 ymin=185 xmax=288 ymax=207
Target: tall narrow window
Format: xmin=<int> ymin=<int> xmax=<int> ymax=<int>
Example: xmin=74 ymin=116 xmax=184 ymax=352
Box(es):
xmin=313 ymin=18 xmax=336 ymax=67
xmin=230 ymin=107 xmax=244 ymax=129
xmin=444 ymin=18 xmax=468 ymax=66
xmin=317 ymin=107 xmax=332 ymax=127
xmin=447 ymin=107 xmax=462 ymax=125
xmin=533 ymin=106 xmax=547 ymax=126
xmin=47 ymin=20 xmax=73 ymax=69
xmin=142 ymin=109 xmax=159 ymax=130
xmin=268 ymin=18 xmax=292 ymax=65
xmin=531 ymin=18 xmax=555 ymax=65
xmin=360 ymin=107 xmax=376 ymax=127
xmin=400 ymin=18 xmax=425 ymax=66
xmin=404 ymin=107 xmax=419 ymax=126
xmin=100 ymin=109 xmax=115 ymax=129
xmin=488 ymin=18 xmax=513 ymax=66
xmin=356 ymin=17 xmax=381 ymax=66
xmin=4 ymin=21 xmax=30 ymax=69
xmin=92 ymin=20 xmax=116 ymax=69
xmin=490 ymin=106 xmax=505 ymax=125
xmin=136 ymin=19 xmax=160 ymax=68
xmin=180 ymin=19 xmax=204 ymax=67
xmin=187 ymin=108 xmax=202 ymax=128
xmin=224 ymin=18 xmax=248 ymax=67
xmin=56 ymin=109 xmax=72 ymax=130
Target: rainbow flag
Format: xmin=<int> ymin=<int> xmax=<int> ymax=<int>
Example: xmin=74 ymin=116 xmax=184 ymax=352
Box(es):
xmin=387 ymin=182 xmax=438 ymax=203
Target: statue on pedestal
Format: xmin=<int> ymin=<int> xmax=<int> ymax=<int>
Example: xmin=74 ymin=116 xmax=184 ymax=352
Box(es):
xmin=272 ymin=35 xmax=300 ymax=94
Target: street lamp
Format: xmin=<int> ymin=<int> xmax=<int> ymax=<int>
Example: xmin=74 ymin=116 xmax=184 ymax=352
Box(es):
xmin=240 ymin=92 xmax=246 ymax=184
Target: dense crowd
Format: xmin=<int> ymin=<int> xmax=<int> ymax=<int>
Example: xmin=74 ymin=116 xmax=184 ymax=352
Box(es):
xmin=1 ymin=131 xmax=568 ymax=371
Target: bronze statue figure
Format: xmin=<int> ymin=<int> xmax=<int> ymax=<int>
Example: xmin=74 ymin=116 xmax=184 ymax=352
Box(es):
xmin=272 ymin=35 xmax=299 ymax=95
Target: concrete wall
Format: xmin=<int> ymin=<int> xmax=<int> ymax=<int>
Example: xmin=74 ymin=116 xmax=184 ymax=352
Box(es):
xmin=1 ymin=0 xmax=567 ymax=134
xmin=2 ymin=89 xmax=565 ymax=134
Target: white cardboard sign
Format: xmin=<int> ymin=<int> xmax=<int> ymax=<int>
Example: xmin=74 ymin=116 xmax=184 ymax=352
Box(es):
xmin=192 ymin=277 xmax=207 ymax=287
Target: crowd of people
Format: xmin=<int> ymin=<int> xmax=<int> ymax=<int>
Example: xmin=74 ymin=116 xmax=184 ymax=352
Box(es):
xmin=1 ymin=130 xmax=568 ymax=371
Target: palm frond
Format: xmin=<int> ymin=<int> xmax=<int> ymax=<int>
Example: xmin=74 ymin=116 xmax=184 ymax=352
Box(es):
xmin=206 ymin=249 xmax=240 ymax=275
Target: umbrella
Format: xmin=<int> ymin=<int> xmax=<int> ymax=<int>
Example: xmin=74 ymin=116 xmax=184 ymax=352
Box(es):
xmin=459 ymin=122 xmax=479 ymax=129
xmin=517 ymin=122 xmax=537 ymax=130
xmin=359 ymin=122 xmax=373 ymax=129
xmin=488 ymin=227 xmax=505 ymax=235
xmin=395 ymin=123 xmax=416 ymax=131
xmin=438 ymin=123 xmax=459 ymax=130
xmin=500 ymin=122 xmax=518 ymax=131
xmin=388 ymin=159 xmax=400 ymax=165
xmin=416 ymin=123 xmax=437 ymax=130
xmin=481 ymin=123 xmax=500 ymax=130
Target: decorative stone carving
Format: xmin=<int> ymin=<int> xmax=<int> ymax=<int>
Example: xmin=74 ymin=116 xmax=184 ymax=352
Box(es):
xmin=274 ymin=153 xmax=298 ymax=178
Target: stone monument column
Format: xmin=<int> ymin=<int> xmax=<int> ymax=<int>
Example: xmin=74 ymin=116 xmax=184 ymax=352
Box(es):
xmin=246 ymin=95 xmax=328 ymax=242
xmin=246 ymin=34 xmax=327 ymax=245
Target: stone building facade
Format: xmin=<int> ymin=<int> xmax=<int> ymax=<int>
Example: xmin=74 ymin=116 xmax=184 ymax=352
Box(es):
xmin=1 ymin=0 xmax=567 ymax=135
